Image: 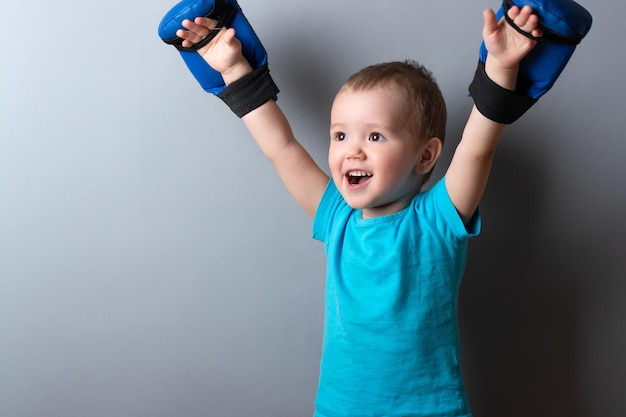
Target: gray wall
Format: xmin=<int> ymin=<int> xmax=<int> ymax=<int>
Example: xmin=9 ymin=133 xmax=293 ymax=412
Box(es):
xmin=1 ymin=1 xmax=624 ymax=416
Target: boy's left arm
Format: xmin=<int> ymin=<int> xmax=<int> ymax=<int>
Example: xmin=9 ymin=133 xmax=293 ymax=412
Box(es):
xmin=446 ymin=5 xmax=542 ymax=223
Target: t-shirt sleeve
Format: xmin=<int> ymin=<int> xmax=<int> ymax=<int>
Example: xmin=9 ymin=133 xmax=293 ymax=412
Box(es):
xmin=419 ymin=177 xmax=481 ymax=241
xmin=312 ymin=179 xmax=343 ymax=243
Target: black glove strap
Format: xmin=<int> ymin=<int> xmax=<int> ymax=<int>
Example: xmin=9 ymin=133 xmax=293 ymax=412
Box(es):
xmin=469 ymin=60 xmax=536 ymax=124
xmin=217 ymin=64 xmax=279 ymax=117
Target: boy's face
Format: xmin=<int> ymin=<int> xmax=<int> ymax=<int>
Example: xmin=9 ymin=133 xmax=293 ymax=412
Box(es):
xmin=328 ymin=86 xmax=428 ymax=218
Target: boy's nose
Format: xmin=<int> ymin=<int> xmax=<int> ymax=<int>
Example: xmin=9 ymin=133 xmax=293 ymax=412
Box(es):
xmin=346 ymin=143 xmax=365 ymax=160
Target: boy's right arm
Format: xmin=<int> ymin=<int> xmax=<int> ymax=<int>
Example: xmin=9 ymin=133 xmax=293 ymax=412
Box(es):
xmin=240 ymin=99 xmax=330 ymax=219
xmin=179 ymin=18 xmax=329 ymax=218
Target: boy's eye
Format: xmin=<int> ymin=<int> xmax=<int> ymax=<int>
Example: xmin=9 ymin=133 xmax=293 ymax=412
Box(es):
xmin=333 ymin=132 xmax=347 ymax=141
xmin=369 ymin=132 xmax=385 ymax=142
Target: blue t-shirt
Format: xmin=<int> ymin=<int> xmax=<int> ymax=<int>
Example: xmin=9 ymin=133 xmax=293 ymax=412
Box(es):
xmin=312 ymin=177 xmax=480 ymax=417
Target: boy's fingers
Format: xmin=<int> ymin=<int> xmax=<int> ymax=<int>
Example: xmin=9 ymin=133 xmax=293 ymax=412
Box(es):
xmin=521 ymin=15 xmax=539 ymax=33
xmin=177 ymin=17 xmax=224 ymax=47
xmin=222 ymin=28 xmax=237 ymax=45
xmin=507 ymin=5 xmax=526 ymax=24
xmin=508 ymin=5 xmax=539 ymax=34
xmin=176 ymin=29 xmax=201 ymax=44
xmin=482 ymin=8 xmax=499 ymax=36
xmin=194 ymin=17 xmax=218 ymax=29
xmin=182 ymin=19 xmax=209 ymax=37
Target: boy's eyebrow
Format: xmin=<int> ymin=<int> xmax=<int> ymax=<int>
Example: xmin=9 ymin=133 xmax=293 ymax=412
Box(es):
xmin=330 ymin=121 xmax=396 ymax=132
xmin=329 ymin=121 xmax=351 ymax=132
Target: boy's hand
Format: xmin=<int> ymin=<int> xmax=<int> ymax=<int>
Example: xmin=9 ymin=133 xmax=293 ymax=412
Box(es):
xmin=482 ymin=5 xmax=543 ymax=72
xmin=176 ymin=17 xmax=250 ymax=80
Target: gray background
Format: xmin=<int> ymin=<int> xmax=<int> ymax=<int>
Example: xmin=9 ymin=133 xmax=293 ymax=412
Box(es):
xmin=1 ymin=0 xmax=624 ymax=416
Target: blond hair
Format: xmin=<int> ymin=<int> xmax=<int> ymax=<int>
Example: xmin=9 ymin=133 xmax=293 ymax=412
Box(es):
xmin=342 ymin=60 xmax=447 ymax=145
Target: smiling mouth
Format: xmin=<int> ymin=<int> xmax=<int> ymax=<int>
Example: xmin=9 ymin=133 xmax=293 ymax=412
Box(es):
xmin=346 ymin=170 xmax=372 ymax=185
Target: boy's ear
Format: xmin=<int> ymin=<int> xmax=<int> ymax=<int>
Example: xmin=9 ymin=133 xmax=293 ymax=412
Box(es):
xmin=414 ymin=137 xmax=443 ymax=174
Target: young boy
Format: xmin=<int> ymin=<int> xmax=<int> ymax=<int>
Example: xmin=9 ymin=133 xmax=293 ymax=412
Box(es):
xmin=175 ymin=4 xmax=542 ymax=416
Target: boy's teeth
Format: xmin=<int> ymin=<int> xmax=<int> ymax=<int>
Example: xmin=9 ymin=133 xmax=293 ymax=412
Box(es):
xmin=347 ymin=170 xmax=372 ymax=185
xmin=348 ymin=171 xmax=371 ymax=177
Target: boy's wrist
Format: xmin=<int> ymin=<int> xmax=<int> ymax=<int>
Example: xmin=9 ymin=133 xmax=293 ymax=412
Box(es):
xmin=469 ymin=60 xmax=536 ymax=124
xmin=484 ymin=56 xmax=519 ymax=91
xmin=221 ymin=58 xmax=254 ymax=86
xmin=217 ymin=64 xmax=279 ymax=118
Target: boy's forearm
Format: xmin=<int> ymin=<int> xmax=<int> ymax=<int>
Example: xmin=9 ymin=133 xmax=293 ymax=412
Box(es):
xmin=216 ymin=52 xmax=302 ymax=161
xmin=215 ymin=52 xmax=327 ymax=217
xmin=240 ymin=98 xmax=329 ymax=218
xmin=445 ymin=58 xmax=514 ymax=222
xmin=461 ymin=54 xmax=516 ymax=154
xmin=241 ymin=99 xmax=296 ymax=160
xmin=465 ymin=54 xmax=520 ymax=151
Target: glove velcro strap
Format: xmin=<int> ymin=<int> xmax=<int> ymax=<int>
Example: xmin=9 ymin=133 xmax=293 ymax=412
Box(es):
xmin=469 ymin=60 xmax=537 ymax=124
xmin=217 ymin=64 xmax=279 ymax=117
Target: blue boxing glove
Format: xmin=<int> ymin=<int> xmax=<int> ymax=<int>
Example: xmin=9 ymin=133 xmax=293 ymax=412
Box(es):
xmin=469 ymin=0 xmax=592 ymax=124
xmin=158 ymin=0 xmax=269 ymax=95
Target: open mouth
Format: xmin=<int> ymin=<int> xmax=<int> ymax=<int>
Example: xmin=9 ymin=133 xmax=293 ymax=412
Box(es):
xmin=346 ymin=170 xmax=372 ymax=186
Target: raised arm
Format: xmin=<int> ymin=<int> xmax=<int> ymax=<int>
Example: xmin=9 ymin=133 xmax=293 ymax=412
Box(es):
xmin=178 ymin=18 xmax=329 ymax=218
xmin=445 ymin=5 xmax=542 ymax=223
